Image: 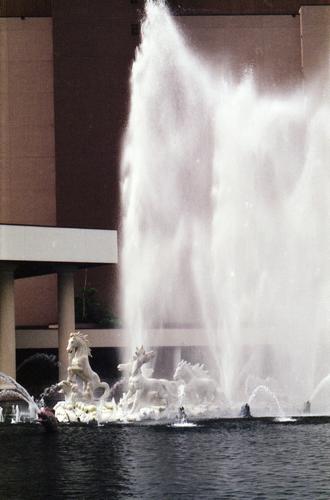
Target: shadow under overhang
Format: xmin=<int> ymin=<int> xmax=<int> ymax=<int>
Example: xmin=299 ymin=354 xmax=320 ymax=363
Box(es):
xmin=7 ymin=261 xmax=110 ymax=279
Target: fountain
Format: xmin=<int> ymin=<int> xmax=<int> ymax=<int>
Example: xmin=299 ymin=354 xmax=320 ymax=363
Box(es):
xmin=120 ymin=0 xmax=330 ymax=417
xmin=0 ymin=372 xmax=39 ymax=423
xmin=247 ymin=385 xmax=284 ymax=418
xmin=1 ymin=0 xmax=328 ymax=424
xmin=0 ymin=331 xmax=280 ymax=424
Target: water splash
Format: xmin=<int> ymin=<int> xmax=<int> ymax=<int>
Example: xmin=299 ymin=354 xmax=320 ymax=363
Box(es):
xmin=309 ymin=374 xmax=330 ymax=414
xmin=0 ymin=372 xmax=39 ymax=414
xmin=121 ymin=1 xmax=330 ymax=411
xmin=178 ymin=384 xmax=185 ymax=407
xmin=248 ymin=385 xmax=284 ymax=417
xmin=11 ymin=404 xmax=20 ymax=424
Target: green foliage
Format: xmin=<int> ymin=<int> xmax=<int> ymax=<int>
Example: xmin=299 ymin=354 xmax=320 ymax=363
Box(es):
xmin=74 ymin=286 xmax=121 ymax=328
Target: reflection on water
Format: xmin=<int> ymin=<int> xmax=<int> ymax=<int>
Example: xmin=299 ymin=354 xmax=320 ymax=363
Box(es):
xmin=1 ymin=421 xmax=330 ymax=499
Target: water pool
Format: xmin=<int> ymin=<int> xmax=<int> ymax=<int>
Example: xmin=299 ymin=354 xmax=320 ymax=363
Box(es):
xmin=1 ymin=418 xmax=330 ymax=499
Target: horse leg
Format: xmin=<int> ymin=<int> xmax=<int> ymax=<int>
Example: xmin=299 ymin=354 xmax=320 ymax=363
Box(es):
xmin=131 ymin=389 xmax=143 ymax=413
xmin=83 ymin=381 xmax=93 ymax=401
xmin=67 ymin=367 xmax=75 ymax=383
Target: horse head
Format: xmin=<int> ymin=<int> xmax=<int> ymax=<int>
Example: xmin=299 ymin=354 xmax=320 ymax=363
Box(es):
xmin=131 ymin=346 xmax=155 ymax=376
xmin=67 ymin=331 xmax=91 ymax=358
xmin=133 ymin=346 xmax=154 ymax=364
xmin=173 ymin=360 xmax=189 ymax=381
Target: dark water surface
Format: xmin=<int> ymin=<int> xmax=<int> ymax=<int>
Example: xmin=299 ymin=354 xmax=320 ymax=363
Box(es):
xmin=1 ymin=419 xmax=330 ymax=499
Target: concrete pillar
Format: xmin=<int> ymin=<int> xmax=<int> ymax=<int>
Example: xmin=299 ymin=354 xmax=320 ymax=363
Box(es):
xmin=173 ymin=346 xmax=182 ymax=370
xmin=58 ymin=269 xmax=75 ymax=381
xmin=0 ymin=267 xmax=16 ymax=378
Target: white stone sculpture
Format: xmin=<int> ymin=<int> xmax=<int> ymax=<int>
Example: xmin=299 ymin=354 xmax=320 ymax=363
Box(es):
xmin=118 ymin=345 xmax=155 ymax=378
xmin=173 ymin=360 xmax=221 ymax=405
xmin=53 ymin=336 xmax=223 ymax=423
xmin=117 ymin=345 xmax=154 ymax=406
xmin=59 ymin=331 xmax=110 ymax=402
xmin=119 ymin=346 xmax=179 ymax=414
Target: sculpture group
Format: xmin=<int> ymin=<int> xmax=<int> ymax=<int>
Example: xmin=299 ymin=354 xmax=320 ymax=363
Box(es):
xmin=53 ymin=331 xmax=222 ymax=423
xmin=1 ymin=332 xmax=319 ymax=423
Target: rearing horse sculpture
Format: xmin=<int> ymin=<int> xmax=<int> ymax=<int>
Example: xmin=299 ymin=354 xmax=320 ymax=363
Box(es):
xmin=65 ymin=331 xmax=110 ymax=401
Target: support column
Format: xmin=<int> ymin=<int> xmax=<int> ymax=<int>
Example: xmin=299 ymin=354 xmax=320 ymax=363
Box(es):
xmin=0 ymin=267 xmax=16 ymax=378
xmin=58 ymin=269 xmax=75 ymax=381
xmin=173 ymin=346 xmax=182 ymax=370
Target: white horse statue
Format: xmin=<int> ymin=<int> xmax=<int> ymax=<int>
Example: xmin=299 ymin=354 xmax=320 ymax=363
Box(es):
xmin=118 ymin=346 xmax=155 ymax=378
xmin=119 ymin=346 xmax=179 ymax=413
xmin=173 ymin=360 xmax=221 ymax=404
xmin=64 ymin=331 xmax=110 ymax=402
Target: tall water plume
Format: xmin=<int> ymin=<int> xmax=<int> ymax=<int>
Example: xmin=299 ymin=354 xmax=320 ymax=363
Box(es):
xmin=121 ymin=0 xmax=330 ymax=409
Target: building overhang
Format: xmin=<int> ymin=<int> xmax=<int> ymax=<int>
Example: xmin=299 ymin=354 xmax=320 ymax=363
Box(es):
xmin=0 ymin=225 xmax=118 ymax=278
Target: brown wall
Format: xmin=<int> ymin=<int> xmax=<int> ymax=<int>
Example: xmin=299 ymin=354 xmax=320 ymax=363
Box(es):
xmin=0 ymin=17 xmax=57 ymax=326
xmin=0 ymin=18 xmax=55 ymax=225
xmin=15 ymin=274 xmax=57 ymax=326
xmin=1 ymin=0 xmax=330 ymax=17
xmin=53 ymin=0 xmax=139 ymax=230
xmin=0 ymin=0 xmax=51 ymax=17
xmin=178 ymin=15 xmax=302 ymax=90
xmin=300 ymin=5 xmax=330 ymax=87
xmin=168 ymin=0 xmax=330 ymax=15
xmin=53 ymin=0 xmax=140 ymax=315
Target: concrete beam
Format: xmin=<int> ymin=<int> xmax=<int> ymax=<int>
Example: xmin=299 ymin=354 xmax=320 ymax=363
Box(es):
xmin=16 ymin=328 xmax=209 ymax=349
xmin=0 ymin=225 xmax=118 ymax=265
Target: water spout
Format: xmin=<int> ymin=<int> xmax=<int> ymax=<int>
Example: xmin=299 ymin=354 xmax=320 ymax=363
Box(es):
xmin=309 ymin=374 xmax=330 ymax=414
xmin=120 ymin=0 xmax=330 ymax=412
xmin=0 ymin=372 xmax=39 ymax=416
xmin=248 ymin=385 xmax=284 ymax=417
xmin=11 ymin=404 xmax=20 ymax=424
